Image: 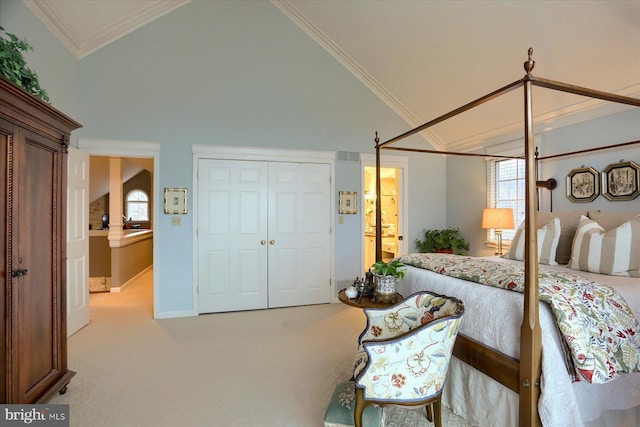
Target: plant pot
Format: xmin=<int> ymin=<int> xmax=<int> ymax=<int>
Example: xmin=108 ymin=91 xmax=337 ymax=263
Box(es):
xmin=373 ymin=274 xmax=397 ymax=303
xmin=436 ymin=248 xmax=453 ymax=254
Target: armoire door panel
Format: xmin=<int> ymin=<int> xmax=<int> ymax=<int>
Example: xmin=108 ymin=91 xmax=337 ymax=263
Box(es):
xmin=15 ymin=129 xmax=64 ymax=402
xmin=0 ymin=122 xmax=12 ymax=404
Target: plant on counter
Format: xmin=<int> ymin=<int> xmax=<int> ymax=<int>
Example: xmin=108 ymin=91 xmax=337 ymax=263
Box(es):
xmin=0 ymin=26 xmax=49 ymax=102
xmin=415 ymin=227 xmax=470 ymax=255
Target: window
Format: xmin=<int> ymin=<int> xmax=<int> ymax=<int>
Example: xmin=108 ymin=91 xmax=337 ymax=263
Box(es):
xmin=126 ymin=190 xmax=149 ymax=221
xmin=487 ymin=158 xmax=525 ymax=241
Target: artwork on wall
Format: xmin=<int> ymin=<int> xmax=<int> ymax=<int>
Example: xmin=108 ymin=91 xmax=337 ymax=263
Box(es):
xmin=339 ymin=191 xmax=358 ymax=214
xmin=164 ymin=188 xmax=188 ymax=214
xmin=566 ymin=166 xmax=599 ymax=203
xmin=601 ymin=161 xmax=640 ymax=201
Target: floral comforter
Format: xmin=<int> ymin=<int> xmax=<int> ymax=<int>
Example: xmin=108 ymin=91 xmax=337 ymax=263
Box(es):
xmin=397 ymin=253 xmax=640 ymax=384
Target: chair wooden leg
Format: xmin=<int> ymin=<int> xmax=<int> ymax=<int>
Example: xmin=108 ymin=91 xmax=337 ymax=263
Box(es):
xmin=426 ymin=403 xmax=433 ymax=422
xmin=433 ymin=397 xmax=442 ymax=427
xmin=354 ymin=387 xmax=367 ymax=427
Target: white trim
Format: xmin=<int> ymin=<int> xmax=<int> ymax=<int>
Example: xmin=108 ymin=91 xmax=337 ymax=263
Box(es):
xmin=79 ymin=139 xmax=161 ymax=155
xmin=24 ymin=0 xmax=191 ymax=59
xmin=360 ymin=153 xmax=409 ymax=272
xmin=192 ymin=144 xmax=336 ymax=314
xmin=192 ymin=144 xmax=335 ymax=163
xmin=78 ymin=138 xmax=162 ymax=319
xmin=109 ymin=265 xmax=152 ymax=293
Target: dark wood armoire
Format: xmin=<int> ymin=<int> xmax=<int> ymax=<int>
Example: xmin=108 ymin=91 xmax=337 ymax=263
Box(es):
xmin=0 ymin=76 xmax=82 ymax=403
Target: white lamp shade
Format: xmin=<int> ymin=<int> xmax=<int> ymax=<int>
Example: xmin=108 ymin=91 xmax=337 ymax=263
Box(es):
xmin=482 ymin=208 xmax=515 ymax=230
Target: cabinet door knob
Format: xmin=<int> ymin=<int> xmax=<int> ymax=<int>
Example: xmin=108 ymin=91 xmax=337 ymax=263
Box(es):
xmin=11 ymin=269 xmax=28 ymax=277
xmin=260 ymin=240 xmax=266 ymax=245
xmin=270 ymin=240 xmax=275 ymax=245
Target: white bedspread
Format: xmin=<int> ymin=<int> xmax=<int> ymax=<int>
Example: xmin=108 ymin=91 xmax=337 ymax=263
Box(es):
xmin=397 ymin=257 xmax=640 ymax=427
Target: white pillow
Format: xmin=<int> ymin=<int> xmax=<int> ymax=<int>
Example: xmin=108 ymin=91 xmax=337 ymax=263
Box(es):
xmin=569 ymin=215 xmax=640 ymax=277
xmin=504 ymin=217 xmax=561 ymax=265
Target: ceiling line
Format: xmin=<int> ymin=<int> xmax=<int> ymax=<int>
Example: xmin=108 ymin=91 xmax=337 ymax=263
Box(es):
xmin=271 ymin=0 xmax=446 ymax=152
xmin=23 ymin=0 xmax=191 ymax=59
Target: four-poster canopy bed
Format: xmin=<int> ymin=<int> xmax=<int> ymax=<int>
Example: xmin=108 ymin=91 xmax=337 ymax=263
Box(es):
xmin=372 ymin=49 xmax=640 ymax=426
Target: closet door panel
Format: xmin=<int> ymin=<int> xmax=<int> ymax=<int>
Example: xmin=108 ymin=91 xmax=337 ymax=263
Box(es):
xmin=197 ymin=159 xmax=268 ymax=313
xmin=268 ymin=163 xmax=330 ymax=308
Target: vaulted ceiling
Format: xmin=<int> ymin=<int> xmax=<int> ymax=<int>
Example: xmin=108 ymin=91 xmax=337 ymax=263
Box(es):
xmin=23 ymin=0 xmax=640 ymax=151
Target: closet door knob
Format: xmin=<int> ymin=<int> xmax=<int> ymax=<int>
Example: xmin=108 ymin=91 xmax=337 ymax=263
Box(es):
xmin=260 ymin=240 xmax=266 ymax=245
xmin=270 ymin=240 xmax=275 ymax=245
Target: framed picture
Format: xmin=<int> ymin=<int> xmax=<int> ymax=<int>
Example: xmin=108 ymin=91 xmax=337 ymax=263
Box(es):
xmin=164 ymin=188 xmax=188 ymax=214
xmin=601 ymin=161 xmax=640 ymax=201
xmin=566 ymin=167 xmax=599 ymax=202
xmin=339 ymin=191 xmax=357 ymax=214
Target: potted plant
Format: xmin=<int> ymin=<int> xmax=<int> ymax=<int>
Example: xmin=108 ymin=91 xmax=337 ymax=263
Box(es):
xmin=415 ymin=227 xmax=470 ymax=255
xmin=0 ymin=26 xmax=49 ymax=102
xmin=370 ymin=260 xmax=406 ymax=303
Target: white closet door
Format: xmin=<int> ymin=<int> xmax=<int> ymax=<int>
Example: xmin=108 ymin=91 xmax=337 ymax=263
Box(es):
xmin=267 ymin=162 xmax=331 ymax=308
xmin=197 ymin=159 xmax=268 ymax=313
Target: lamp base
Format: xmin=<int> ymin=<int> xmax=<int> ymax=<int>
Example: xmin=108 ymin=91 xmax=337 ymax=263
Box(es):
xmin=495 ymin=230 xmax=504 ymax=256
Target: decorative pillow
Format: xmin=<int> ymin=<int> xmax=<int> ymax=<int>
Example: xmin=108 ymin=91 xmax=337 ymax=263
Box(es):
xmin=504 ymin=217 xmax=561 ymax=265
xmin=569 ymin=215 xmax=640 ymax=277
xmin=537 ymin=210 xmax=587 ymax=264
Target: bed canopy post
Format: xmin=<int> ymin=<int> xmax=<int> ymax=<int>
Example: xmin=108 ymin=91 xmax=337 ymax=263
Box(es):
xmin=520 ymin=48 xmax=543 ymax=427
xmin=374 ymin=132 xmax=383 ymax=262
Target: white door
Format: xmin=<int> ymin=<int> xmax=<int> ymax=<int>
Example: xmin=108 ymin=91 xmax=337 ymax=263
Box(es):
xmin=197 ymin=159 xmax=268 ymax=313
xmin=67 ymin=147 xmax=90 ymax=336
xmin=268 ymin=162 xmax=331 ymax=308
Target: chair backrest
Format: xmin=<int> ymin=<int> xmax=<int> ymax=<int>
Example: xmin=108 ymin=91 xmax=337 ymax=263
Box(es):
xmin=358 ymin=291 xmax=464 ymax=343
xmin=356 ymin=299 xmax=464 ymax=402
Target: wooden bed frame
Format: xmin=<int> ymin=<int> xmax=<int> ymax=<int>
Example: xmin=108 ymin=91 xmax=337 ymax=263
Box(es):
xmin=373 ymin=49 xmax=640 ymax=426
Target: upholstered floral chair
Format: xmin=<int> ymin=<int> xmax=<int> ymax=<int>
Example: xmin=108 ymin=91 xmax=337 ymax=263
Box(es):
xmin=353 ymin=291 xmax=464 ymax=427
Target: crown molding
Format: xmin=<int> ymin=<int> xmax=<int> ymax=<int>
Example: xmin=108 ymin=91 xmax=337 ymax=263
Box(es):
xmin=23 ymin=0 xmax=191 ymax=59
xmin=272 ymin=0 xmax=445 ymax=151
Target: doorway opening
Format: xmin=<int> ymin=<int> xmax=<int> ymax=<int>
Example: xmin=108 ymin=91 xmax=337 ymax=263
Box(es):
xmin=360 ymin=154 xmax=408 ymax=274
xmin=88 ymin=155 xmax=154 ymax=293
xmin=77 ymin=139 xmax=160 ymax=324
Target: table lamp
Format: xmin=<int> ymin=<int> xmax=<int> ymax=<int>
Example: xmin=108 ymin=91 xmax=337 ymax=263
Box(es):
xmin=482 ymin=208 xmax=515 ymax=255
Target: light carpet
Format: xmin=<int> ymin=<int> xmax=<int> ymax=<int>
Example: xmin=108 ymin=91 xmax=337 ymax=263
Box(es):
xmin=50 ymin=269 xmax=471 ymax=426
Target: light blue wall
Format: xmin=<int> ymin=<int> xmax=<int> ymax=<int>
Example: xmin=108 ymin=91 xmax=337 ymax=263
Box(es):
xmin=2 ymin=1 xmax=446 ymax=316
xmin=539 ymin=108 xmax=640 ymax=213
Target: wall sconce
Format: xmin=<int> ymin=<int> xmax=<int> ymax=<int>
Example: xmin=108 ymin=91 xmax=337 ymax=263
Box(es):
xmin=482 ymin=208 xmax=515 ymax=255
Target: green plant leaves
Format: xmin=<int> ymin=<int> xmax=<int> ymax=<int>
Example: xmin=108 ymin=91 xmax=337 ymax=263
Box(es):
xmin=370 ymin=260 xmax=406 ymax=280
xmin=0 ymin=26 xmax=49 ymax=102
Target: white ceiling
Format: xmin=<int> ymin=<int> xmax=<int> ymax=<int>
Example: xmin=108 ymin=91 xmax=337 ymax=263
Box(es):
xmin=24 ymin=0 xmax=640 ymax=151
